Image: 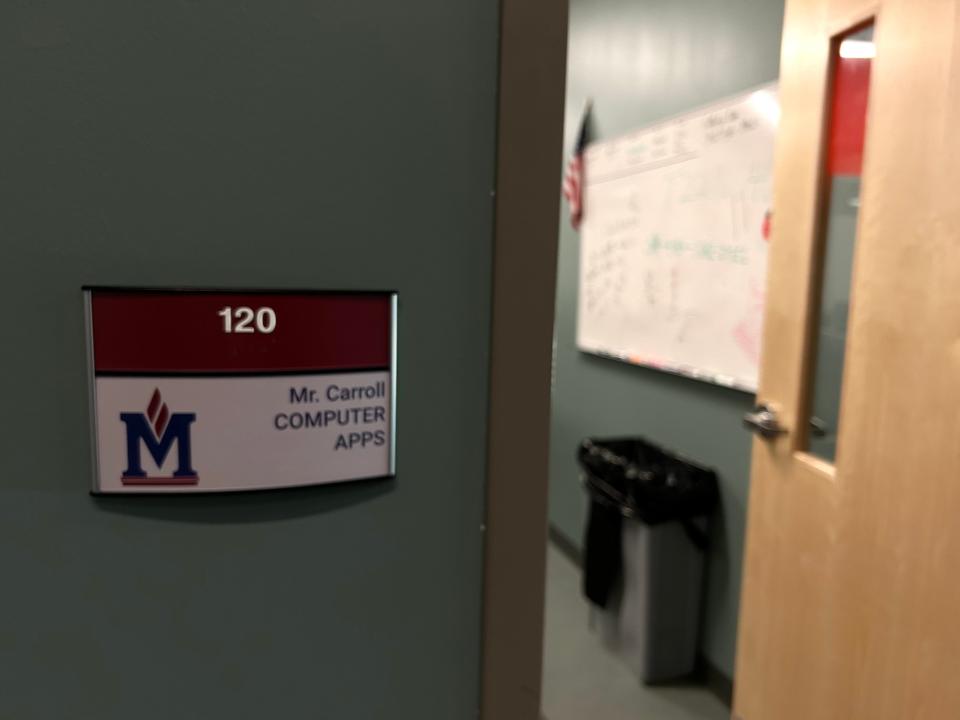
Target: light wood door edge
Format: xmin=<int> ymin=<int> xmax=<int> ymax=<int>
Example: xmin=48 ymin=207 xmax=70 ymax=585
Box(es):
xmin=480 ymin=0 xmax=568 ymax=719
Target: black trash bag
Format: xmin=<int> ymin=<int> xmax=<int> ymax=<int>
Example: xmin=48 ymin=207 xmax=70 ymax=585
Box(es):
xmin=582 ymin=488 xmax=624 ymax=608
xmin=579 ymin=437 xmax=719 ymax=524
xmin=578 ymin=437 xmax=719 ymax=609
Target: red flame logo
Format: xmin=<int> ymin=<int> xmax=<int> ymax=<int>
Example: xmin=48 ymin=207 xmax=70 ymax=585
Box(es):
xmin=146 ymin=388 xmax=170 ymax=437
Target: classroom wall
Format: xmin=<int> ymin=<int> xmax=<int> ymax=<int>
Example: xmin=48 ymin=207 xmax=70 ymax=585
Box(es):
xmin=0 ymin=2 xmax=498 ymax=718
xmin=550 ymin=0 xmax=785 ymax=677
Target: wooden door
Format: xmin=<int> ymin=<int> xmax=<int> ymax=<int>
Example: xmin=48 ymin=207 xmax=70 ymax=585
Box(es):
xmin=735 ymin=0 xmax=960 ymax=718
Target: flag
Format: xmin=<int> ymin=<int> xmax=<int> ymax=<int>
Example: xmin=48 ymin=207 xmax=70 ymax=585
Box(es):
xmin=563 ymin=101 xmax=591 ymax=230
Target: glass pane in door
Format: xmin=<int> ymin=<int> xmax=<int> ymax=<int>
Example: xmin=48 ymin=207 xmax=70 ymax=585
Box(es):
xmin=806 ymin=23 xmax=874 ymax=462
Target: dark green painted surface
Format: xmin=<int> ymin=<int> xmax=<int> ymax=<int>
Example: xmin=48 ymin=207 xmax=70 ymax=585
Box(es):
xmin=0 ymin=2 xmax=497 ymax=717
xmin=550 ymin=0 xmax=785 ymax=676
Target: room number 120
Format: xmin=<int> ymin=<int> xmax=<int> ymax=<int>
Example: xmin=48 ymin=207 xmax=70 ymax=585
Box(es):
xmin=218 ymin=306 xmax=277 ymax=334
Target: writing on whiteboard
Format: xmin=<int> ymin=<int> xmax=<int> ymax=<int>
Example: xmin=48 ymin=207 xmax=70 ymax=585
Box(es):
xmin=576 ymin=85 xmax=779 ymax=391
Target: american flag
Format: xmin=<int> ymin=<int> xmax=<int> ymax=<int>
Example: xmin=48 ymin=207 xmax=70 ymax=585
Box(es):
xmin=562 ymin=101 xmax=591 ymax=230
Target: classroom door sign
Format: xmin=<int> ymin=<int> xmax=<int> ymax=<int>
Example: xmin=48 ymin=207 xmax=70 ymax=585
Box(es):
xmin=84 ymin=288 xmax=397 ymax=493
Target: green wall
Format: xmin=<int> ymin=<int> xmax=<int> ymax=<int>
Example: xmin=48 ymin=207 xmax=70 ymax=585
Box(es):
xmin=550 ymin=0 xmax=785 ymax=677
xmin=0 ymin=1 xmax=498 ymax=718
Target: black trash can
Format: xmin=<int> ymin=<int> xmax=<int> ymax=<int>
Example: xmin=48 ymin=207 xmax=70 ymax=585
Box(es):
xmin=578 ymin=437 xmax=719 ymax=683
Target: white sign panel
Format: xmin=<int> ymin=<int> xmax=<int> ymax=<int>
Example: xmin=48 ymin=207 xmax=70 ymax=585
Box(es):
xmin=85 ymin=289 xmax=397 ymax=493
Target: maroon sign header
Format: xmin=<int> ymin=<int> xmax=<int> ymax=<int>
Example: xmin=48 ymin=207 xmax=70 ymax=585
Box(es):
xmin=89 ymin=290 xmax=394 ymax=374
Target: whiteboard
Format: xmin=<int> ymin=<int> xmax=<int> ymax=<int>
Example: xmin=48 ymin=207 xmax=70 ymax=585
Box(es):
xmin=576 ymin=84 xmax=778 ymax=392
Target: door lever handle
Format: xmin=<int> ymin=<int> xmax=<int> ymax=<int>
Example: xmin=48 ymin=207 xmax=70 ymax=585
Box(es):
xmin=743 ymin=404 xmax=787 ymax=440
xmin=809 ymin=416 xmax=829 ymax=438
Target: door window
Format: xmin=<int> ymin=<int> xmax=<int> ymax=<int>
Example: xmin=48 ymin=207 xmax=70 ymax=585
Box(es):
xmin=805 ymin=23 xmax=875 ymax=462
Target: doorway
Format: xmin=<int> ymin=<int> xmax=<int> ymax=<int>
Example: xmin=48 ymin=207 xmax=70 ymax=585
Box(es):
xmin=538 ymin=0 xmax=785 ymax=717
xmin=483 ymin=0 xmax=960 ymax=718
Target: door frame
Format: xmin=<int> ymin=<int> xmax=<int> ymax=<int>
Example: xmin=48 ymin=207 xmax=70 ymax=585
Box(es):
xmin=480 ymin=0 xmax=568 ymax=717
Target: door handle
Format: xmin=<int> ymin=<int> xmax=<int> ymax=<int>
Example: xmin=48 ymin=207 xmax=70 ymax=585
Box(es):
xmin=809 ymin=416 xmax=829 ymax=438
xmin=743 ymin=404 xmax=787 ymax=440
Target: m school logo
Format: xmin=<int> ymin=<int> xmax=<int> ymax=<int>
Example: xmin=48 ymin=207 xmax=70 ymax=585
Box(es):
xmin=120 ymin=389 xmax=199 ymax=486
